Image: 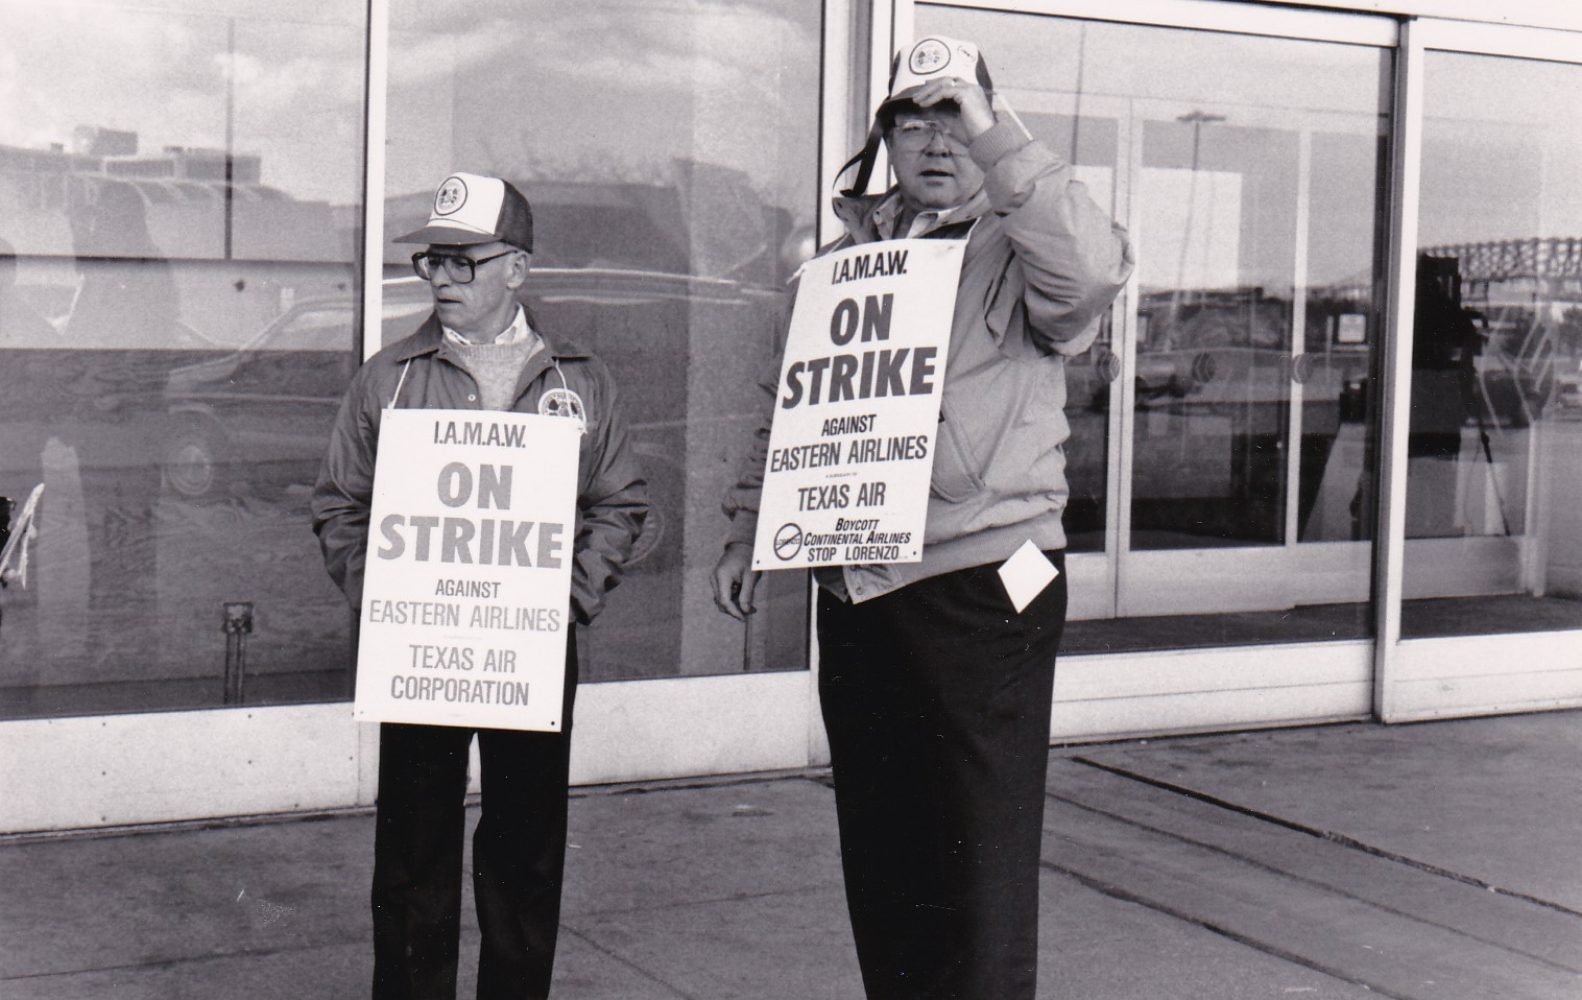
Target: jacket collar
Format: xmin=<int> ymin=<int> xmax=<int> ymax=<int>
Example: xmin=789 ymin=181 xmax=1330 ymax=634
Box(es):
xmin=396 ymin=303 xmax=591 ymax=362
xmin=831 ymin=185 xmax=990 ymax=245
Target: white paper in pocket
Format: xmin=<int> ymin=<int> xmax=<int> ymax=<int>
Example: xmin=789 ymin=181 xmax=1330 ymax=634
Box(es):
xmin=997 ymin=539 xmax=1059 ymax=613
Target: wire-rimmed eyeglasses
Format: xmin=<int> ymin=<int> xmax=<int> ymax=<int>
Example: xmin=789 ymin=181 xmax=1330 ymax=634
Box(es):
xmin=888 ymin=118 xmax=970 ymax=152
xmin=411 ymin=249 xmax=515 ymax=284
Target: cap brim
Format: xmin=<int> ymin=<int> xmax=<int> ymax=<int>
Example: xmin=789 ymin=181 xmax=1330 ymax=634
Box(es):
xmin=878 ymin=85 xmax=926 ymax=112
xmin=392 ymin=223 xmax=499 ymax=246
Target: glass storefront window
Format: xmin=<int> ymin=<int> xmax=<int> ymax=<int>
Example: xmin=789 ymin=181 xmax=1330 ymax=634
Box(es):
xmin=1403 ymin=51 xmax=1582 ymax=636
xmin=382 ymin=0 xmax=820 ymax=680
xmin=922 ymin=6 xmax=1390 ymax=651
xmin=0 ymin=1 xmax=367 ymax=718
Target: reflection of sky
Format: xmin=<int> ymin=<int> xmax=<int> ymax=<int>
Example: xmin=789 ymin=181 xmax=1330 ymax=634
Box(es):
xmin=0 ymin=0 xmax=366 ymax=204
xmin=1421 ymin=52 xmax=1582 ymax=246
xmin=923 ymin=6 xmax=1389 ymax=290
xmin=924 ymin=7 xmax=1387 ymax=114
xmin=0 ymin=0 xmax=820 ymax=216
xmin=1139 ymin=169 xmax=1243 ymax=291
xmin=385 ymin=0 xmax=821 ymax=217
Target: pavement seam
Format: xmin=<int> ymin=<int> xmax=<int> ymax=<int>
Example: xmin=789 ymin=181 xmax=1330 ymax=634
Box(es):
xmin=580 ymin=771 xmax=835 ymax=799
xmin=558 ymin=924 xmax=700 ymax=1000
xmin=1073 ymin=755 xmax=1582 ymax=920
xmin=0 ymin=772 xmax=837 ymax=846
xmin=0 ymin=937 xmax=368 ymax=981
xmin=1038 ymin=859 xmax=1420 ymax=1000
xmin=1043 ymin=788 xmax=1582 ymax=975
xmin=568 ymin=883 xmax=840 ymax=921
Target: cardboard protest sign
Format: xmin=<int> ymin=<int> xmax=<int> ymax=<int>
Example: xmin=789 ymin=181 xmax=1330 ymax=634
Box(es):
xmin=752 ymin=238 xmax=965 ymax=570
xmin=354 ymin=410 xmax=579 ymax=731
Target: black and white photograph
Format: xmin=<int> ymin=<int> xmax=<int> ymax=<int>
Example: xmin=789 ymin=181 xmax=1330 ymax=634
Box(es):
xmin=2 ymin=1 xmax=1580 ymax=998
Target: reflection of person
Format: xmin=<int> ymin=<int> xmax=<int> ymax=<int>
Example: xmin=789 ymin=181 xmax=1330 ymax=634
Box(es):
xmin=0 ymin=237 xmax=52 ymax=610
xmin=311 ymin=173 xmax=647 ymax=1000
xmin=66 ymin=179 xmax=179 ymax=349
xmin=1411 ymin=254 xmax=1482 ymax=458
xmin=0 ymin=238 xmax=56 ymax=345
xmin=713 ymin=37 xmax=1132 ymax=1000
xmin=62 ymin=180 xmax=180 ymax=632
xmin=1405 ymin=254 xmax=1484 ymax=535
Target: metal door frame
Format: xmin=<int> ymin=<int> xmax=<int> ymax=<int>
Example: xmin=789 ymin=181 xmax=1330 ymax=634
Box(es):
xmin=1376 ymin=15 xmax=1582 ymax=720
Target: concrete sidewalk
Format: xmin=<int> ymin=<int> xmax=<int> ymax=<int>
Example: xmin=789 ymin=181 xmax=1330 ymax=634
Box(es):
xmin=3 ymin=711 xmax=1579 ymax=999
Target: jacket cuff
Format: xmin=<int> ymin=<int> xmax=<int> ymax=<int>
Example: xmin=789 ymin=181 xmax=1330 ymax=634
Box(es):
xmin=969 ymin=118 xmax=1032 ymax=171
xmin=725 ymin=512 xmax=758 ymax=549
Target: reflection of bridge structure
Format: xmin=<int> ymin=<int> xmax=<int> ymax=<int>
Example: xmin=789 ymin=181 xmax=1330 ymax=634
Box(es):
xmin=1416 ymin=237 xmax=1582 ymax=424
xmin=1309 ymin=237 xmax=1582 ymax=422
xmin=1423 ymin=237 xmax=1582 ymax=299
xmin=1316 ymin=237 xmax=1582 ymax=306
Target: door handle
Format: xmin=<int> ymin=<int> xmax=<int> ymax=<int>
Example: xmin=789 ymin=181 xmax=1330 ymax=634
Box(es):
xmin=1290 ymin=353 xmax=1316 ymax=385
xmin=1190 ymin=351 xmax=1217 ymax=384
xmin=1096 ymin=348 xmax=1123 ymax=384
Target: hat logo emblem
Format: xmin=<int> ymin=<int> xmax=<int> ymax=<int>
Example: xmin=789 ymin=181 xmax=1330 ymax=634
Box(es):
xmin=434 ymin=177 xmax=468 ymax=216
xmin=909 ymin=38 xmax=951 ymax=75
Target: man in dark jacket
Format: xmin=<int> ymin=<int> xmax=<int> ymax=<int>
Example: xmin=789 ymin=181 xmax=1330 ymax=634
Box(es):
xmin=713 ymin=37 xmax=1131 ymax=1000
xmin=313 ymin=172 xmax=646 ymax=1000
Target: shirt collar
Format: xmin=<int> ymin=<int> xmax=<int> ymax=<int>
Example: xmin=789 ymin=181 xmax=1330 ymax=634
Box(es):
xmin=397 ymin=309 xmax=594 ymax=363
xmin=442 ymin=304 xmax=535 ymax=347
xmin=871 ymin=191 xmax=974 ymax=240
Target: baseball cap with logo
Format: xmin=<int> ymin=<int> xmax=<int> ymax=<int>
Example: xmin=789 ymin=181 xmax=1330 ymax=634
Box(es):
xmin=836 ymin=35 xmax=997 ymax=197
xmin=394 ymin=172 xmax=534 ymax=251
xmin=880 ymin=35 xmax=994 ymax=120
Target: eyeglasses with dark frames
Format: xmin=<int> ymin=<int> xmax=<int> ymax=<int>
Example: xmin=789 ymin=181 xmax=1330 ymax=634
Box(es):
xmin=411 ymin=249 xmax=516 ymax=284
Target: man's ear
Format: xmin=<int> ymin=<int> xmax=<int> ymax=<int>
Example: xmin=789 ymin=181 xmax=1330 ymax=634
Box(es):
xmin=507 ymin=249 xmax=533 ymax=289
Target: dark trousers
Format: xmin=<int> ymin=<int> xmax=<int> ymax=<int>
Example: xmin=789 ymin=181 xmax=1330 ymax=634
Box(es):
xmin=817 ymin=553 xmax=1066 ymax=1000
xmin=371 ymin=633 xmax=579 ymax=1000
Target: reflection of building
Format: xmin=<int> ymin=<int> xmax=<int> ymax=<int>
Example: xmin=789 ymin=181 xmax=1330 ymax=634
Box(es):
xmin=384 ymin=164 xmax=798 ymax=283
xmin=67 ymin=126 xmax=264 ymax=186
xmin=0 ymin=130 xmax=356 ymax=347
xmin=71 ymin=125 xmax=135 ymax=157
xmin=0 ymin=130 xmax=344 ymax=258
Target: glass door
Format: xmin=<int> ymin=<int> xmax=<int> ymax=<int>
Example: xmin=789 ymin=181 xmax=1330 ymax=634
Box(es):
xmin=1120 ymin=77 xmax=1386 ymax=619
xmin=1401 ymin=44 xmax=1582 ymax=631
xmin=916 ymin=4 xmax=1391 ymax=644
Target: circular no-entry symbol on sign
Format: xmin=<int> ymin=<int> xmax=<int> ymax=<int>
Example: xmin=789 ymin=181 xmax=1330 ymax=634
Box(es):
xmin=773 ymin=523 xmax=804 ymax=561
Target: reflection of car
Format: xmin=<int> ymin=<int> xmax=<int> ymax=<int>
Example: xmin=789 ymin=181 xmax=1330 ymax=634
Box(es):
xmin=1064 ymin=292 xmax=1377 ymax=546
xmin=1557 ymin=359 xmax=1582 ymax=415
xmin=160 ymin=295 xmax=420 ymax=500
xmin=160 ymin=266 xmax=784 ymax=577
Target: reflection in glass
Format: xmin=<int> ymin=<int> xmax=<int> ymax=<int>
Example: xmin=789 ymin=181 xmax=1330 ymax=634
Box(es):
xmin=1011 ymin=111 xmax=1118 ymax=554
xmin=0 ymin=1 xmax=367 ymax=719
xmin=1406 ymin=52 xmax=1582 ymax=636
xmin=1132 ymin=118 xmax=1301 ymax=550
xmin=384 ymin=0 xmax=821 ymax=680
xmin=923 ymin=5 xmax=1389 ymax=650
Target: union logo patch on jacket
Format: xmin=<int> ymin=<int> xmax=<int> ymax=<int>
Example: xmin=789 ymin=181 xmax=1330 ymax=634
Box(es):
xmin=538 ymin=387 xmax=586 ymax=429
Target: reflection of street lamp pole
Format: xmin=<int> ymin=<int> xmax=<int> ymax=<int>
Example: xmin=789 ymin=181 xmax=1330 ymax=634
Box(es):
xmin=1180 ymin=110 xmax=1225 ymax=166
xmin=224 ymin=16 xmax=235 ymax=261
xmin=1070 ymin=23 xmax=1087 ymax=167
xmin=1172 ymin=110 xmax=1225 ymax=328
